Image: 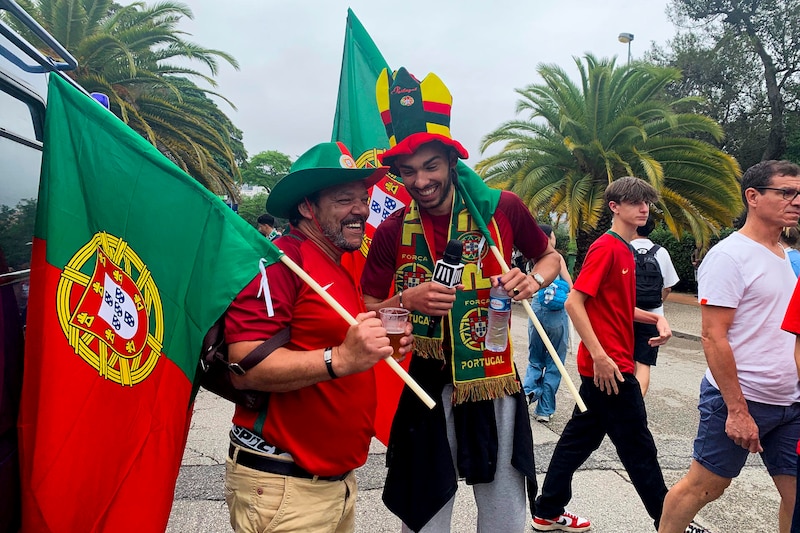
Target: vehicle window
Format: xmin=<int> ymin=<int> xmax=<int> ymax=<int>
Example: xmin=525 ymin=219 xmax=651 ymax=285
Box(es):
xmin=0 ymin=88 xmax=39 ymax=141
xmin=0 ymin=136 xmax=40 ymax=217
xmin=0 ymin=82 xmax=43 ymax=326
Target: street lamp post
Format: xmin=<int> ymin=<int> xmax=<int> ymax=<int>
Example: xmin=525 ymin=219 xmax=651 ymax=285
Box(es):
xmin=618 ymin=32 xmax=634 ymax=64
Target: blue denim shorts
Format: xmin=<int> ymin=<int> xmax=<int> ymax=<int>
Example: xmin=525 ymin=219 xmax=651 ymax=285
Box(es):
xmin=693 ymin=377 xmax=800 ymax=478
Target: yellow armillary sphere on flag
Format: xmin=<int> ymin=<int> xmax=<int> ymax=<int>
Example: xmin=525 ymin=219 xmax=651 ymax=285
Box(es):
xmin=56 ymin=232 xmax=164 ymax=386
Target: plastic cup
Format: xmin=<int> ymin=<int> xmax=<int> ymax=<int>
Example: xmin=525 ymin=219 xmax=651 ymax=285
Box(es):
xmin=379 ymin=307 xmax=410 ymax=360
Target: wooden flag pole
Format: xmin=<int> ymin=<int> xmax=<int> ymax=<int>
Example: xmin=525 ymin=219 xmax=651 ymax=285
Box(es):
xmin=452 ymin=173 xmax=586 ymax=413
xmin=279 ymin=255 xmax=437 ymax=409
xmin=486 ymin=245 xmax=587 ymax=412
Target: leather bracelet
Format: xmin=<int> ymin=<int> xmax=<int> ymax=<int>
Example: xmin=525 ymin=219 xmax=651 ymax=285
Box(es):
xmin=398 ymin=290 xmax=404 ymax=309
xmin=324 ymin=347 xmax=338 ymax=379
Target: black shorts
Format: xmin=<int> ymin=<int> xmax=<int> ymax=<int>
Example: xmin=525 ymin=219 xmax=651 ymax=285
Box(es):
xmin=633 ymin=321 xmax=659 ymax=366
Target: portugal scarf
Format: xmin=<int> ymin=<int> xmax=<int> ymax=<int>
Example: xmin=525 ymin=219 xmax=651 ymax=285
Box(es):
xmin=394 ymin=189 xmax=519 ymax=403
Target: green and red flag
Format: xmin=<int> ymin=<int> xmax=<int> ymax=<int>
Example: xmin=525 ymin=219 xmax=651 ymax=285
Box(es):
xmin=332 ymin=8 xmax=411 ymax=284
xmin=18 ymin=74 xmax=282 ymax=533
xmin=332 ymin=8 xmax=391 ymax=157
xmin=332 ymin=9 xmax=410 ymax=443
xmin=331 ymin=10 xmax=502 ymax=443
xmin=331 ymin=8 xmax=500 ymax=276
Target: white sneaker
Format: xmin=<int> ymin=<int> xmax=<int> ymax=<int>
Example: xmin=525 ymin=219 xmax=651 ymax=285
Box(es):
xmin=536 ymin=414 xmax=552 ymax=423
xmin=685 ymin=521 xmax=712 ymax=533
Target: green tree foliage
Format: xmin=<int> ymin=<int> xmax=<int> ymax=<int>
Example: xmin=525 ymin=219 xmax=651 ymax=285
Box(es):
xmin=167 ymin=77 xmax=247 ymax=168
xmin=8 ymin=0 xmax=244 ymax=198
xmin=650 ymin=225 xmax=735 ymax=293
xmin=649 ymin=227 xmax=699 ymax=293
xmin=0 ymin=199 xmax=37 ymax=270
xmin=786 ymin=115 xmax=800 ymax=163
xmin=663 ymin=0 xmax=800 ymax=162
xmin=237 ymin=193 xmax=268 ymax=228
xmin=236 ymin=193 xmax=287 ymax=232
xmin=240 ymin=151 xmax=292 ymax=191
xmin=648 ymin=32 xmax=768 ymax=171
xmin=476 ymin=55 xmax=742 ymax=271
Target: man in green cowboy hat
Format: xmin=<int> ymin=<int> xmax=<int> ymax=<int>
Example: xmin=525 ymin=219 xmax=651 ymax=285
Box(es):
xmin=222 ymin=141 xmax=414 ymax=533
xmin=361 ymin=67 xmax=565 ymax=533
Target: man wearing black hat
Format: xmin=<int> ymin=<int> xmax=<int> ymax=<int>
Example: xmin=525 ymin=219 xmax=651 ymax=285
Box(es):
xmin=223 ymin=142 xmax=414 ymax=533
xmin=361 ymin=68 xmax=563 ymax=533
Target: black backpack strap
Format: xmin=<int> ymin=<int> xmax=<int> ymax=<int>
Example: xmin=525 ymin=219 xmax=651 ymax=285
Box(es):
xmin=201 ymin=320 xmax=226 ymax=364
xmin=223 ymin=327 xmax=291 ymax=376
xmin=646 ymin=244 xmax=661 ymax=257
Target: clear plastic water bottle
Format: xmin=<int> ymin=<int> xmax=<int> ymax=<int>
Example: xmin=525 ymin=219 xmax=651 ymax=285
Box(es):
xmin=485 ymin=283 xmax=511 ymax=352
xmin=542 ymin=283 xmax=556 ymax=305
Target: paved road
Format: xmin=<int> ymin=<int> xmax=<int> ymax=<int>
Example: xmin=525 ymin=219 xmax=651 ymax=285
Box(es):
xmin=168 ymin=296 xmax=782 ymax=533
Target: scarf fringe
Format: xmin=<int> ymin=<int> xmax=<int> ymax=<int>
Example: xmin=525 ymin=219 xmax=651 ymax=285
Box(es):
xmin=452 ymin=375 xmax=521 ymax=404
xmin=399 ymin=197 xmax=516 ymax=403
xmin=413 ymin=335 xmax=444 ymax=360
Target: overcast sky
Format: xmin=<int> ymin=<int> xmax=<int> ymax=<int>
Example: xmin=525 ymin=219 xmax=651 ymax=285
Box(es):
xmin=178 ymin=1 xmax=676 ymax=164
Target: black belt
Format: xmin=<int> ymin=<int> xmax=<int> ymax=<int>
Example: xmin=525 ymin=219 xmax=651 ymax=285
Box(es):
xmin=228 ymin=444 xmax=350 ymax=482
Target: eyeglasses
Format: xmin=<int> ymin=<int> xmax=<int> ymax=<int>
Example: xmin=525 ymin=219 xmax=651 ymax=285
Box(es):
xmin=754 ymin=187 xmax=800 ymax=201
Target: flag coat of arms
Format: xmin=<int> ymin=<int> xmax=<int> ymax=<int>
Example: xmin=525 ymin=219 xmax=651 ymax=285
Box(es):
xmin=18 ymin=74 xmax=281 ymax=533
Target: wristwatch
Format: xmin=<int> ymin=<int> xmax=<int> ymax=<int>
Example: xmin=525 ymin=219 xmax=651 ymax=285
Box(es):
xmin=324 ymin=347 xmax=338 ymax=379
xmin=531 ymin=272 xmax=545 ymax=286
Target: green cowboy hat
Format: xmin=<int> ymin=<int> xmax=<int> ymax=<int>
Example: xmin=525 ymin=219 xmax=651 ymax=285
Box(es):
xmin=266 ymin=142 xmax=389 ymax=219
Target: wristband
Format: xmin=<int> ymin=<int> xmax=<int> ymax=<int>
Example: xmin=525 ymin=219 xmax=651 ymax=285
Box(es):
xmin=324 ymin=347 xmax=338 ymax=379
xmin=398 ymin=290 xmax=404 ymax=309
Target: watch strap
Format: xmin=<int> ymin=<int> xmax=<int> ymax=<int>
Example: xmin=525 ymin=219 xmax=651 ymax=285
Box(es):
xmin=324 ymin=347 xmax=338 ymax=379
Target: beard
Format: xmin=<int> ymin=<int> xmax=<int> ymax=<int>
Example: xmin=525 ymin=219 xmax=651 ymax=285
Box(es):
xmin=321 ymin=215 xmax=365 ymax=251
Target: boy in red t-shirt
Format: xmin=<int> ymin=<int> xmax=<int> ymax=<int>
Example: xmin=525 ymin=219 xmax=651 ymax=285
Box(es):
xmin=533 ymin=177 xmax=672 ymax=532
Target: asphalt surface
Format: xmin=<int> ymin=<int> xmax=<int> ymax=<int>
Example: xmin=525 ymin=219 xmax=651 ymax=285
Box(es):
xmin=167 ymin=294 xmax=784 ymax=533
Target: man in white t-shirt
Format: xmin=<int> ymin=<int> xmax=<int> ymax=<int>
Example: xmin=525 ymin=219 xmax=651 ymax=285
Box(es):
xmin=658 ymin=160 xmax=800 ymax=533
xmin=631 ymin=215 xmax=680 ymax=396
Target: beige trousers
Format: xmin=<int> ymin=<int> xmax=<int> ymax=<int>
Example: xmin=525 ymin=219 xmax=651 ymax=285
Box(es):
xmin=224 ymin=456 xmax=357 ymax=533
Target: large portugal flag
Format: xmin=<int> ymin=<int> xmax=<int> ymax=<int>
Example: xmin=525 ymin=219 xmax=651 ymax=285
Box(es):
xmin=331 ymin=10 xmax=500 ymax=444
xmin=332 ymin=8 xmax=412 ymax=284
xmin=18 ymin=74 xmax=281 ymax=533
xmin=332 ymin=9 xmax=412 ymax=445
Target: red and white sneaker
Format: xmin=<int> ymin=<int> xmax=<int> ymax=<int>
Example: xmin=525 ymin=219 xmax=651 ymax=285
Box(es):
xmin=532 ymin=510 xmax=592 ymax=532
xmin=685 ymin=521 xmax=712 ymax=533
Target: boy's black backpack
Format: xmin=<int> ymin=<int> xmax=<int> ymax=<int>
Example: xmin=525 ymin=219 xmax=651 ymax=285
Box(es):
xmin=635 ymin=245 xmax=663 ymax=309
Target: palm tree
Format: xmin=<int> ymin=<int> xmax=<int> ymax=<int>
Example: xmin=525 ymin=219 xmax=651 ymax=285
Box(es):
xmin=9 ymin=0 xmax=242 ymax=198
xmin=476 ymin=54 xmax=742 ymax=271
